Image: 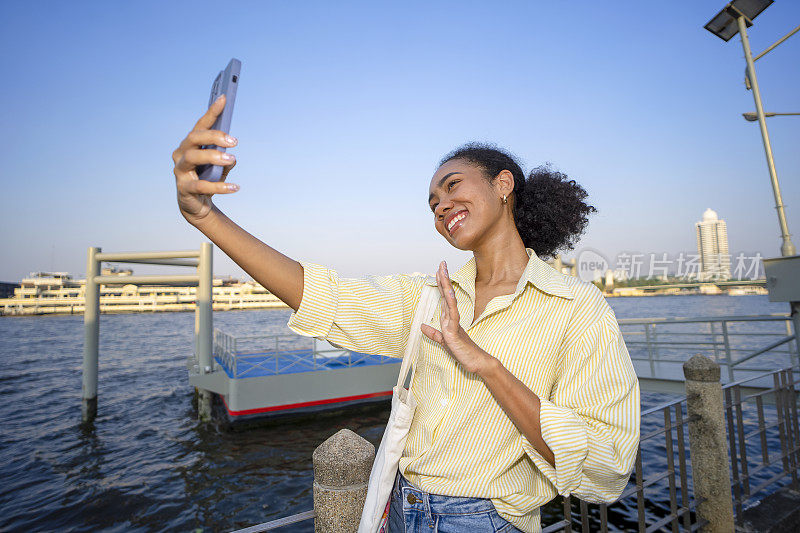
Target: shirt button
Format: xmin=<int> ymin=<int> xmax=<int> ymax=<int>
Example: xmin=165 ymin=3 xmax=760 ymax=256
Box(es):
xmin=440 ymin=397 xmax=448 ymax=407
xmin=407 ymin=493 xmax=417 ymax=504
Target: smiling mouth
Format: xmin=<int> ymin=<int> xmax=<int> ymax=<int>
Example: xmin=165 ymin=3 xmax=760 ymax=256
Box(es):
xmin=446 ymin=210 xmax=468 ymax=235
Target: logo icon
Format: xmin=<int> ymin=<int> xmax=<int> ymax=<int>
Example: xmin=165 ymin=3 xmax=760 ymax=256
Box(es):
xmin=576 ymin=248 xmax=609 ymax=283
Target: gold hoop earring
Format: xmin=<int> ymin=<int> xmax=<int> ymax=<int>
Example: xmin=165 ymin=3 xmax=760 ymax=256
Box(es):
xmin=502 ymin=195 xmax=507 ymax=205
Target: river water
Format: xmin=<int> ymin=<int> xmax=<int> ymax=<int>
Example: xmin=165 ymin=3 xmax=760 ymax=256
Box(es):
xmin=0 ymin=295 xmax=794 ymax=532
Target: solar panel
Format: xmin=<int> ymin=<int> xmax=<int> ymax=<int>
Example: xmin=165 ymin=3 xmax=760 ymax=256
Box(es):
xmin=704 ymin=0 xmax=774 ymax=41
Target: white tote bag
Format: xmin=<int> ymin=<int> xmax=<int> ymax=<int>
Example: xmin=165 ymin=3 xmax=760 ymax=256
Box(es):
xmin=358 ymin=284 xmax=439 ymax=533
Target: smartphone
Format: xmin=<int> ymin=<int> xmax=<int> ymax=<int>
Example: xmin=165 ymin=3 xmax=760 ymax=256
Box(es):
xmin=197 ymin=58 xmax=241 ymax=181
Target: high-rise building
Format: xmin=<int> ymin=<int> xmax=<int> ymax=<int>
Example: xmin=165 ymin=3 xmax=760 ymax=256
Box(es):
xmin=695 ymin=208 xmax=731 ymax=281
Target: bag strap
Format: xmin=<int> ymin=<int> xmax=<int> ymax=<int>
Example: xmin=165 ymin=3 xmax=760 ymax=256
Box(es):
xmin=396 ymin=284 xmax=439 ymax=395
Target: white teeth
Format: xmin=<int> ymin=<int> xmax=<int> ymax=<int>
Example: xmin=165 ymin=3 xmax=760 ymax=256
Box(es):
xmin=447 ymin=212 xmax=467 ymax=232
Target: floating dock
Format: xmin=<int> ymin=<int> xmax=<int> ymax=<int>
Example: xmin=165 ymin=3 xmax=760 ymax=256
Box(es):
xmin=189 ymin=331 xmax=400 ymax=425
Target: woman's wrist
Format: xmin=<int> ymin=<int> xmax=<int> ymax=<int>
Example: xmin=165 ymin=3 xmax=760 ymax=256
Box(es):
xmin=473 ymin=347 xmax=500 ymax=378
xmin=188 ymin=203 xmax=222 ymax=231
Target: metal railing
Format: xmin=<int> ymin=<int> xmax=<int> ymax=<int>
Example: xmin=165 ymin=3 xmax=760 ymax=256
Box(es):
xmin=619 ymin=314 xmax=798 ymax=382
xmin=212 ymin=314 xmax=797 ymax=385
xmin=239 ymin=361 xmax=799 ymax=533
xmin=230 ymin=510 xmax=316 ymax=533
xmin=212 ymin=331 xmax=399 ymax=379
xmin=539 ymin=393 xmax=705 ymax=532
xmin=236 ymin=390 xmax=710 ymax=533
xmin=724 ymin=366 xmax=800 ymax=526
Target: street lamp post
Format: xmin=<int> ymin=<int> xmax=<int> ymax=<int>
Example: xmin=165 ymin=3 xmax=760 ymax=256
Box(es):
xmin=734 ymin=14 xmax=795 ymax=257
xmin=705 ymin=0 xmax=796 ymax=257
xmin=705 ymin=1 xmax=800 ymax=421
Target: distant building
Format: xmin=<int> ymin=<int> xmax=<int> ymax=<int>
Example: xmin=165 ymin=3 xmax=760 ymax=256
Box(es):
xmin=604 ymin=269 xmax=615 ymax=288
xmin=101 ymin=265 xmax=133 ymax=277
xmin=1 ymin=270 xmax=286 ymax=316
xmin=20 ymin=271 xmax=80 ymax=291
xmin=695 ymin=208 xmax=731 ymax=281
xmin=547 ymin=254 xmax=576 ymax=276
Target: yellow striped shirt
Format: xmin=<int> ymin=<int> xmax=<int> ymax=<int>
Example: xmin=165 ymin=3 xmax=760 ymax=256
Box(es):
xmin=287 ymin=248 xmax=640 ymax=532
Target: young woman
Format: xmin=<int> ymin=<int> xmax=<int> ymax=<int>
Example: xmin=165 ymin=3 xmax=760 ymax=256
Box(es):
xmin=172 ymin=95 xmax=640 ymax=533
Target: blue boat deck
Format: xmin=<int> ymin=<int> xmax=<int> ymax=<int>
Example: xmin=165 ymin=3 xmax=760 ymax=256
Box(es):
xmin=215 ymin=349 xmax=398 ymax=379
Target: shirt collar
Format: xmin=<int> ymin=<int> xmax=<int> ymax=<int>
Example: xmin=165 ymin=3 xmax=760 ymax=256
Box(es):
xmin=424 ymin=248 xmax=574 ymax=301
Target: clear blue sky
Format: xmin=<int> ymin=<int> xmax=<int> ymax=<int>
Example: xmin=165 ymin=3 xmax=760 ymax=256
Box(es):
xmin=1 ymin=1 xmax=798 ymax=282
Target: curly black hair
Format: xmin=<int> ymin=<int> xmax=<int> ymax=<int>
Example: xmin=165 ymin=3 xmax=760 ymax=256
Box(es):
xmin=439 ymin=142 xmax=597 ymax=260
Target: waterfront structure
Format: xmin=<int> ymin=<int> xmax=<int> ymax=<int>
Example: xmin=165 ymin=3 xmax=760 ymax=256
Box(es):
xmin=1 ymin=264 xmax=770 ymax=315
xmin=608 ymin=281 xmax=766 ymax=297
xmin=192 ymin=333 xmax=402 ymax=425
xmin=0 ymin=269 xmax=287 ymax=315
xmin=695 ymin=208 xmax=731 ymax=281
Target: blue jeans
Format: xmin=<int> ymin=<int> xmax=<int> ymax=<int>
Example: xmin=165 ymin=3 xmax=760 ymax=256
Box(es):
xmin=387 ymin=470 xmax=524 ymax=532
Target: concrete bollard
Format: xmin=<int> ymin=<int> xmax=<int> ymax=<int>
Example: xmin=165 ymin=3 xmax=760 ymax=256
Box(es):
xmin=312 ymin=428 xmax=375 ymax=533
xmin=683 ymin=354 xmax=734 ymax=532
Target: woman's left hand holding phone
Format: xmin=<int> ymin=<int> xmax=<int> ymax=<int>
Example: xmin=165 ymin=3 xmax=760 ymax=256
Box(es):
xmin=170 ymin=94 xmax=304 ymax=312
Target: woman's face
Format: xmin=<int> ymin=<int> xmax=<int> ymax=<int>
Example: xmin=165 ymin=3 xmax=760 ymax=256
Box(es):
xmin=428 ymin=159 xmax=507 ymax=251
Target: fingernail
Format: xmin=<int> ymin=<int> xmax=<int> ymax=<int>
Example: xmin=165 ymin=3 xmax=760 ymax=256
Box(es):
xmin=225 ymin=135 xmax=237 ymax=145
xmin=225 ymin=183 xmax=239 ymax=191
xmin=221 ymin=153 xmax=235 ymax=161
xmin=215 ymin=94 xmax=224 ymax=102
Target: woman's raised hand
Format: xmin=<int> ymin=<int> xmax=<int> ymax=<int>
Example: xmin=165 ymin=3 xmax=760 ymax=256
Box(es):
xmin=172 ymin=94 xmax=240 ymax=226
xmin=421 ymin=261 xmax=492 ymax=375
